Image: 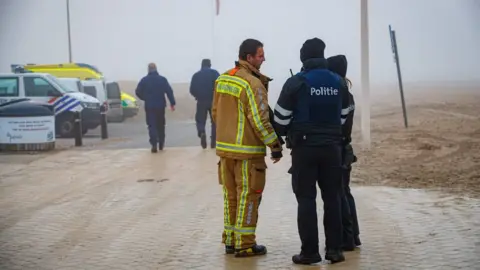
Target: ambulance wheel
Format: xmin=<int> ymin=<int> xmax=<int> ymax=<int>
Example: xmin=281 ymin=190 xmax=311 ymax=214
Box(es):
xmin=57 ymin=114 xmax=75 ymax=138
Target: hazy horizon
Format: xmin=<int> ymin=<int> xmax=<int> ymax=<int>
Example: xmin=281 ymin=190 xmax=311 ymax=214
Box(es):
xmin=1 ymin=0 xmax=479 ymax=99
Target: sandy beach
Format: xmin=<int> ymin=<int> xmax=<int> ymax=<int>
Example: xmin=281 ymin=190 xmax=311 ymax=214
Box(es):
xmin=119 ymin=80 xmax=480 ymax=198
xmin=351 ymin=82 xmax=480 ymax=197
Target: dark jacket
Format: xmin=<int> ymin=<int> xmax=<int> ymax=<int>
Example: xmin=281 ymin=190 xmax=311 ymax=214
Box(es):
xmin=327 ymin=55 xmax=357 ymax=166
xmin=273 ymin=58 xmax=350 ymax=146
xmin=135 ymin=71 xmax=176 ymax=110
xmin=190 ymin=60 xmax=220 ymax=103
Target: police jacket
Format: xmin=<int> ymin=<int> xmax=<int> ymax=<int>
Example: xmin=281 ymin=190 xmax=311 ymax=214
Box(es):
xmin=212 ymin=60 xmax=282 ymax=160
xmin=189 ymin=60 xmax=220 ymax=103
xmin=273 ymin=58 xmax=351 ymax=147
xmin=135 ymin=71 xmax=176 ymax=110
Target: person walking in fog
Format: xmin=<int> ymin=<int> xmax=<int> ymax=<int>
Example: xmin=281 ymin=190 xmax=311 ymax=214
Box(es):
xmin=190 ymin=59 xmax=220 ymax=149
xmin=135 ymin=63 xmax=176 ymax=153
xmin=327 ymin=55 xmax=361 ymax=250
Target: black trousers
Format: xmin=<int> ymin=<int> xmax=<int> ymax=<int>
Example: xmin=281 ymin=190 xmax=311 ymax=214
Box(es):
xmin=291 ymin=145 xmax=343 ymax=255
xmin=145 ymin=107 xmax=165 ymax=147
xmin=195 ymin=100 xmax=215 ymax=141
xmin=341 ymin=166 xmax=360 ymax=244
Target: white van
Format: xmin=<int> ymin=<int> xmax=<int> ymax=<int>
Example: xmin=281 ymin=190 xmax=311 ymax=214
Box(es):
xmin=57 ymin=78 xmax=84 ymax=93
xmin=0 ymin=73 xmax=101 ymax=137
xmin=81 ymin=80 xmax=124 ymax=122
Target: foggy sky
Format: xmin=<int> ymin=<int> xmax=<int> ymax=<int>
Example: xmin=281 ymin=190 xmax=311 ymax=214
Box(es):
xmin=1 ymin=0 xmax=479 ymax=94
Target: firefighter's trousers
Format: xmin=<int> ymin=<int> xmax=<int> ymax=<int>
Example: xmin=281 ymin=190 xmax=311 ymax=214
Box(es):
xmin=218 ymin=157 xmax=267 ymax=250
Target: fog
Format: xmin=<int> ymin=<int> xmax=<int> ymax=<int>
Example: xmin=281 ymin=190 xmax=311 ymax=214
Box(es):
xmin=1 ymin=0 xmax=479 ymax=97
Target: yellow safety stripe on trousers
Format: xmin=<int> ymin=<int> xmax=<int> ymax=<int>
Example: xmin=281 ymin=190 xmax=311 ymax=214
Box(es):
xmin=236 ymin=102 xmax=245 ymax=145
xmin=216 ymin=81 xmax=242 ymax=97
xmin=234 ymin=226 xmax=256 ymax=235
xmin=216 ymin=141 xmax=266 ymax=154
xmin=235 ymin=160 xmax=250 ymax=248
xmin=218 ymin=75 xmax=277 ymax=145
xmin=221 ymin=161 xmax=234 ymax=246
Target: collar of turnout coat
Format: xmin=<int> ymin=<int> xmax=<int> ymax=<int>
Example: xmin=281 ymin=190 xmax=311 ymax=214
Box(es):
xmin=235 ymin=60 xmax=273 ymax=87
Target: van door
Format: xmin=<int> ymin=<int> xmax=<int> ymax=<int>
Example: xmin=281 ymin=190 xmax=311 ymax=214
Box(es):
xmin=23 ymin=76 xmax=63 ymax=105
xmin=105 ymin=82 xmax=124 ymax=122
xmin=23 ymin=76 xmax=78 ymax=138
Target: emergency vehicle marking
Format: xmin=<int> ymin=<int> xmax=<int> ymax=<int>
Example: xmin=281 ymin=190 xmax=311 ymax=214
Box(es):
xmin=48 ymin=95 xmax=82 ymax=115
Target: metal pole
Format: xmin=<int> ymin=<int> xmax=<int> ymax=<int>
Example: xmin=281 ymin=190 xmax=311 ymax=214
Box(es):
xmin=389 ymin=26 xmax=408 ymax=128
xmin=66 ymin=0 xmax=72 ymax=62
xmin=211 ymin=0 xmax=216 ymax=61
xmin=74 ymin=111 xmax=83 ymax=146
xmin=360 ymin=0 xmax=371 ymax=148
xmin=100 ymin=104 xmax=108 ymax=139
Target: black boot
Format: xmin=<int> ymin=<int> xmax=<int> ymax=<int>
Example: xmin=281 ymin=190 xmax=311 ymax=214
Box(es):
xmin=292 ymin=253 xmax=322 ymax=265
xmin=354 ymin=236 xmax=362 ymax=246
xmin=225 ymin=245 xmax=235 ymax=254
xmin=151 ymin=145 xmax=157 ymax=153
xmin=234 ymin=244 xmax=267 ymax=257
xmin=200 ymin=132 xmax=207 ymax=149
xmin=325 ymin=248 xmax=345 ymax=264
xmin=342 ymin=237 xmax=356 ymax=251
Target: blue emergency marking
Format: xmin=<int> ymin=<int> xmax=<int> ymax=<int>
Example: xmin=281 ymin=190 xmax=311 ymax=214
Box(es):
xmin=51 ymin=95 xmax=83 ymax=115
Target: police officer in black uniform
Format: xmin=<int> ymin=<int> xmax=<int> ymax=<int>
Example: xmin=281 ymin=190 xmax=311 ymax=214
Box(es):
xmin=273 ymin=38 xmax=351 ymax=265
xmin=327 ymin=55 xmax=361 ymax=250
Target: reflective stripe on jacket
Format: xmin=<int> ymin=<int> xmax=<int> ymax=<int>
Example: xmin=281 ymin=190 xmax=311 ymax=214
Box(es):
xmin=212 ymin=60 xmax=282 ymax=160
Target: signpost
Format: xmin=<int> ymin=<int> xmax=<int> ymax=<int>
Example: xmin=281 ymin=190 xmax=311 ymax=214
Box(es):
xmin=389 ymin=25 xmax=408 ymax=128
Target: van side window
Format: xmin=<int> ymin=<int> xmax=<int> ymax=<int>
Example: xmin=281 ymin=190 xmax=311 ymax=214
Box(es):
xmin=0 ymin=77 xmax=19 ymax=97
xmin=106 ymin=83 xmax=121 ymax=99
xmin=24 ymin=77 xmax=59 ymax=97
xmin=83 ymin=86 xmax=97 ymax=98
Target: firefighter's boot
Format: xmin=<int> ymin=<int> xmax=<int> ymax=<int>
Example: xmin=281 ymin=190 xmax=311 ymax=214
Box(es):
xmin=234 ymin=244 xmax=267 ymax=257
xmin=225 ymin=245 xmax=235 ymax=254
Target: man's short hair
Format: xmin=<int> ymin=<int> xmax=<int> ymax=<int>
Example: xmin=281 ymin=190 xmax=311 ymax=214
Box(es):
xmin=148 ymin=63 xmax=157 ymax=72
xmin=239 ymin=39 xmax=263 ymax=60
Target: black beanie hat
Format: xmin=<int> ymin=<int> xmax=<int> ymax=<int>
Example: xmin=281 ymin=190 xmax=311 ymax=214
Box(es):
xmin=300 ymin=38 xmax=326 ymax=62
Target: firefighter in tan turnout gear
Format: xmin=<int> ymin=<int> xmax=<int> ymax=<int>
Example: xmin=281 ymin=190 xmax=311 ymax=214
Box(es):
xmin=212 ymin=39 xmax=283 ymax=257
